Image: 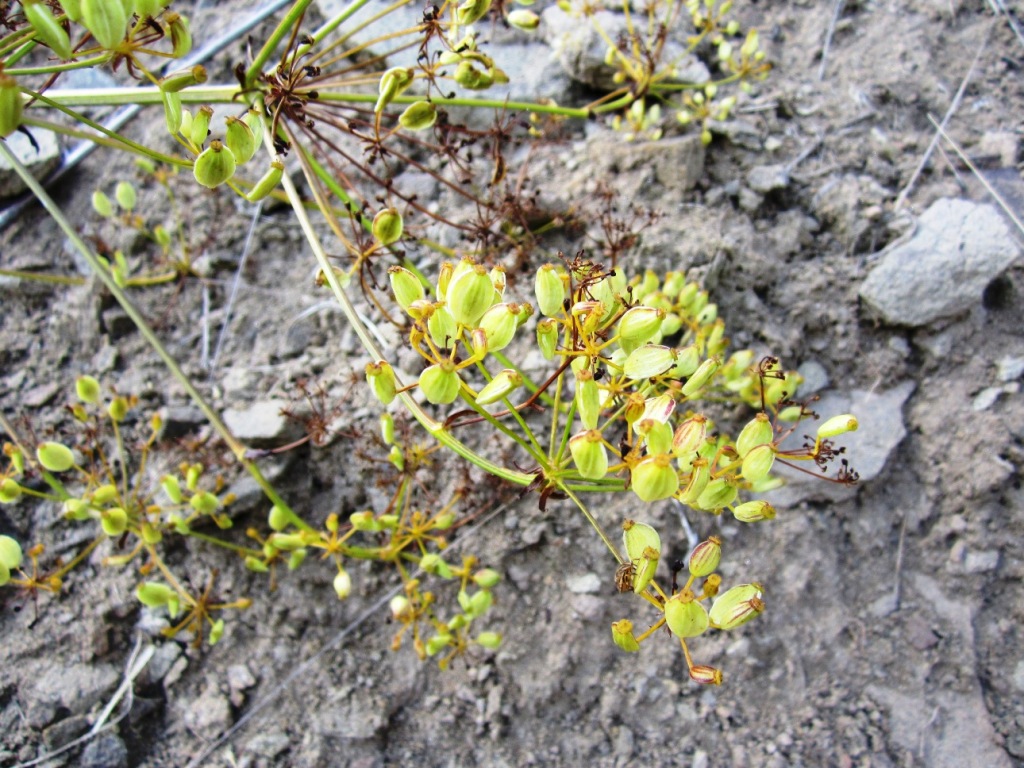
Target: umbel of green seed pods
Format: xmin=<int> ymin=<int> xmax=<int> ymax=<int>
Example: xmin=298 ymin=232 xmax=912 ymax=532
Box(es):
xmin=0 ymin=74 xmax=23 ymax=138
xmin=399 ymin=100 xmax=438 ymax=131
xmin=372 ymin=208 xmax=404 ymax=246
xmin=81 ymin=0 xmax=128 ymax=50
xmin=193 ymin=140 xmax=236 ymax=188
xmin=24 ymin=0 xmax=73 ymax=60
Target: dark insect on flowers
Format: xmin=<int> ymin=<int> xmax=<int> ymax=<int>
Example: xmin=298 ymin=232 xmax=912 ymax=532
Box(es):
xmin=615 ymin=561 xmax=636 ymax=593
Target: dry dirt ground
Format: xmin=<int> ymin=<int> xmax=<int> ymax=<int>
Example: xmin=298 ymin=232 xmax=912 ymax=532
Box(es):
xmin=2 ymin=0 xmax=1024 ymax=766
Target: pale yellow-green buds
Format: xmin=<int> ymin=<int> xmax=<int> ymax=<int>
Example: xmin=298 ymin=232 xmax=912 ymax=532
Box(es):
xmin=476 ymin=631 xmax=502 ymax=649
xmin=473 ymin=568 xmax=501 ymax=588
xmin=537 ymin=318 xmax=559 ymax=359
xmin=741 ymin=443 xmax=775 ymax=483
xmin=672 ymin=415 xmax=708 ymax=458
xmin=365 ymin=361 xmax=397 ymax=405
xmin=688 ymin=536 xmax=721 ymax=577
xmin=193 ymin=140 xmax=236 ymax=188
xmin=664 ymin=590 xmax=709 ymax=638
xmin=569 ymin=430 xmax=608 ymax=480
xmin=75 ymin=375 xmax=102 ymax=404
xmin=506 ymin=8 xmax=540 ymax=30
xmin=419 ymin=362 xmax=461 ymax=404
xmin=161 ymin=475 xmax=182 ymax=504
xmin=534 ymin=264 xmax=565 ymax=317
xmin=108 ymin=395 xmax=129 ymax=422
xmin=159 ymin=65 xmax=208 ymax=93
xmin=679 ymin=457 xmax=710 ymax=505
xmin=398 ymin=100 xmax=438 ymax=131
xmin=0 ymin=74 xmax=23 ymax=138
xmin=0 ymin=479 xmax=22 ymax=505
xmin=617 ymin=306 xmax=664 ymax=352
xmin=732 ymin=500 xmax=776 ymax=523
xmin=709 ymin=583 xmax=765 ymax=629
xmin=114 ymin=181 xmax=135 ymax=211
xmin=0 ymin=535 xmax=23 ymax=586
xmin=372 ymin=207 xmax=404 ymax=246
xmin=81 ymin=0 xmax=128 ymax=49
xmin=92 ymin=189 xmax=113 ymax=218
xmin=375 ymin=67 xmax=414 ymax=113
xmin=453 ymin=60 xmax=494 ymax=90
xmin=162 ymin=90 xmax=182 ymax=135
xmin=695 ymin=477 xmax=737 ymax=511
xmin=817 ymin=413 xmax=859 ymax=439
xmin=190 ymin=105 xmax=213 ymax=147
xmin=574 ymin=369 xmax=601 ymax=430
xmin=456 ymin=0 xmax=492 ymax=25
xmin=631 ymin=454 xmax=679 ymax=502
xmin=670 ymin=344 xmax=701 ymax=378
xmin=100 ymin=507 xmax=128 ymax=536
xmin=478 ymin=303 xmax=518 ymax=352
xmin=736 ymin=413 xmax=773 ymax=458
xmin=36 ymin=441 xmax=75 ymax=472
xmin=167 ymin=13 xmax=192 ymax=58
xmin=190 ymin=490 xmax=219 ymax=515
xmin=447 ymin=262 xmax=494 ymax=327
xmin=681 ymin=356 xmax=720 ymax=397
xmin=611 ymin=619 xmax=640 ymax=652
xmin=224 ymin=114 xmax=257 ymax=163
xmin=268 ymin=504 xmax=290 ymax=531
xmin=136 ymin=582 xmax=176 ymax=609
xmin=622 ymin=519 xmax=661 ymax=594
xmin=475 ymin=369 xmax=523 ymax=405
xmin=245 ymin=160 xmax=284 ymax=202
xmin=388 ymin=266 xmax=425 ymax=314
xmin=624 ymin=345 xmax=676 ymax=380
xmin=24 ymin=0 xmax=73 ymax=60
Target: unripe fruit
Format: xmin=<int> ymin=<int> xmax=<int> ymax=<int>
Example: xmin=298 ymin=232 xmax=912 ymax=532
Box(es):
xmin=664 ymin=590 xmax=709 ymax=638
xmin=36 ymin=441 xmax=75 ymax=472
xmin=24 ymin=0 xmax=73 ymax=60
xmin=193 ymin=140 xmax=236 ymax=188
xmin=81 ymin=0 xmax=128 ymax=50
xmin=224 ymin=115 xmax=257 ymax=163
xmin=419 ymin=362 xmax=461 ymax=404
xmin=631 ymin=453 xmax=679 ymax=502
xmin=447 ymin=262 xmax=494 ymax=327
xmin=0 ymin=74 xmax=23 ymax=139
xmin=372 ymin=207 xmax=404 ymax=246
xmin=398 ymin=100 xmax=437 ymax=131
xmin=569 ymin=430 xmax=608 ymax=480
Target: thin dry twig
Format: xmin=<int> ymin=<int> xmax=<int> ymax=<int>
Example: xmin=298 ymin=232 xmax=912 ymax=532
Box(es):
xmin=894 ymin=26 xmax=992 ymax=211
xmin=987 ymin=0 xmax=1024 ymax=49
xmin=817 ymin=0 xmax=845 ymax=82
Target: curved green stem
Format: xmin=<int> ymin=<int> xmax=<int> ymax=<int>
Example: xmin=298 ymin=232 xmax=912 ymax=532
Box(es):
xmin=561 ymin=485 xmax=622 ymax=563
xmin=245 ymin=0 xmax=317 ymax=89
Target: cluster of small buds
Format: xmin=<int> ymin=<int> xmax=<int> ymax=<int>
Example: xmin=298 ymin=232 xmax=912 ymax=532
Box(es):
xmin=614 ymin=526 xmax=765 ymax=685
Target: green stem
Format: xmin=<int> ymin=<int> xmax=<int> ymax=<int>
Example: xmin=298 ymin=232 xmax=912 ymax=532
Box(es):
xmin=245 ymin=0 xmax=316 ymax=89
xmin=0 ymin=140 xmax=310 ymax=534
xmin=0 ymin=268 xmax=85 ymax=286
xmin=293 ymin=0 xmax=376 ymax=64
xmin=561 ymin=485 xmax=622 ymax=562
xmin=5 ymin=54 xmax=112 ymax=76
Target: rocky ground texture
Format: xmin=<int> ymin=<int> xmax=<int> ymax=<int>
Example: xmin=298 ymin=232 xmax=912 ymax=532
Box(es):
xmin=1 ymin=0 xmax=1024 ymax=766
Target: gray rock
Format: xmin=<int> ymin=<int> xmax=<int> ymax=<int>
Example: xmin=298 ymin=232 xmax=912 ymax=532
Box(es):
xmin=566 ymin=572 xmax=602 ymax=594
xmin=584 ymin=134 xmax=705 ymax=192
xmin=32 ymin=663 xmax=120 ymax=724
xmin=222 ymin=400 xmax=303 ymax=448
xmin=183 ymin=684 xmax=233 ymax=740
xmin=157 ymin=405 xmax=206 ymax=440
xmin=963 ymin=549 xmax=1000 ymax=574
xmin=997 ymin=355 xmax=1024 ymax=382
xmin=0 ymin=127 xmax=62 ymax=198
xmin=42 ymin=714 xmax=90 ymax=752
xmin=860 ymin=198 xmax=1022 ymax=326
xmin=80 ymin=733 xmax=129 ymax=768
xmin=542 ymin=6 xmax=708 ymax=91
xmin=796 ymin=361 xmax=830 ymax=395
xmin=746 ymin=164 xmax=790 ymax=194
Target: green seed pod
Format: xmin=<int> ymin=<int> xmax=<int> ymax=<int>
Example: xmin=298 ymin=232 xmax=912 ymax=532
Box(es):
xmin=617 ymin=306 xmax=664 ymax=353
xmin=189 ymin=105 xmax=213 ymax=148
xmin=709 ymin=583 xmax=765 ymax=630
xmin=0 ymin=535 xmax=23 ymax=571
xmin=624 ymin=345 xmax=676 ymax=380
xmin=695 ymin=477 xmax=737 ymax=511
xmin=365 ymin=361 xmax=397 ymax=405
xmin=140 ymin=522 xmax=161 ymax=544
xmin=435 ymin=261 xmax=454 ymax=299
xmin=101 ymin=507 xmax=128 ymax=536
xmin=114 ymin=181 xmax=136 ymax=211
xmin=476 ymin=631 xmax=502 ymax=649
xmin=574 ymin=369 xmax=601 ymax=430
xmin=419 ymin=362 xmax=461 ymax=404
xmin=420 ymin=553 xmax=453 ymax=578
xmin=372 ymin=207 xmax=404 ymax=246
xmin=536 ymin=318 xmax=559 ymax=360
xmin=388 ymin=267 xmax=424 ymax=314
xmin=425 ymin=633 xmax=451 ymax=656
xmin=135 ymin=0 xmax=169 ymax=19
xmin=161 ymin=89 xmax=182 ymax=135
xmin=36 ymin=441 xmax=75 ymax=472
xmin=58 ymin=0 xmax=83 ymax=21
xmin=690 ymin=665 xmax=723 ymax=685
xmin=190 ymin=490 xmax=219 ymax=515
xmin=670 ymin=344 xmax=701 ymax=378
xmin=478 ymin=303 xmax=518 ymax=352
xmin=74 ymin=376 xmax=101 ymax=405
xmin=664 ymin=590 xmax=709 ymax=638
xmin=611 ymin=619 xmax=640 ymax=652
xmin=622 ymin=519 xmax=661 ymax=562
xmin=92 ymin=484 xmax=118 ymax=505
xmin=244 ymin=555 xmax=268 ymax=573
xmin=161 ymin=475 xmax=182 ymax=504
xmin=0 ymin=74 xmax=24 ymax=139
xmin=159 ymin=65 xmax=208 ymax=93
xmin=817 ymin=413 xmax=859 ymax=439
xmin=506 ymin=8 xmax=540 ymax=29
xmin=735 ymin=413 xmax=773 ymax=458
xmin=398 ymin=100 xmax=437 ymax=131
xmin=672 ymin=415 xmax=708 ymax=458
xmin=245 ymin=160 xmax=284 ymax=202
xmin=270 ymin=533 xmax=307 ymax=551
xmin=375 ymin=67 xmax=414 ymax=113
xmin=136 ymin=581 xmax=175 ymax=608
xmin=0 ymin=562 xmax=9 ymax=586
xmin=81 ymin=0 xmax=128 ymax=50
xmin=679 ymin=457 xmax=710 ymax=506
xmin=453 ymin=60 xmax=493 ymax=90
xmin=107 ymin=395 xmax=128 ymax=422
xmin=223 ymin=115 xmax=257 ymax=163
xmin=732 ymin=500 xmax=776 ymax=523
xmin=475 ymin=369 xmax=523 ymax=406
xmin=534 ymin=264 xmax=566 ymax=317
xmin=245 ymin=108 xmax=264 ymax=151
xmin=24 ymin=0 xmax=73 ymax=60
xmin=0 ymin=478 xmax=22 ymax=504
xmin=268 ymin=504 xmax=290 ymax=531
xmin=193 ymin=140 xmax=236 ymax=188
xmin=569 ymin=429 xmax=608 ymax=480
xmin=688 ymin=536 xmax=721 ymax=577
xmin=467 ymin=589 xmax=492 ymax=617
xmin=166 ymin=12 xmax=192 ymax=58
xmin=636 ymin=419 xmax=673 ymax=456
xmin=456 ymin=0 xmax=492 ymax=25
xmin=741 ymin=443 xmax=775 ymax=484
xmin=681 ymin=355 xmax=721 ymax=397
xmin=427 ymin=304 xmax=457 ymax=349
xmin=333 ymin=569 xmax=352 ymax=599
xmin=447 ymin=262 xmax=494 ymax=327
xmin=631 ymin=453 xmax=680 ymax=502
xmin=91 ymin=189 xmax=114 ymax=218
xmin=208 ymin=617 xmax=225 ymax=645
xmin=660 ymin=312 xmax=684 ymax=337
xmin=473 ymin=568 xmax=501 ymax=589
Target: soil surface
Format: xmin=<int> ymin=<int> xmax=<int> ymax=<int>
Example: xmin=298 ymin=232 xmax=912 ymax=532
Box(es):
xmin=2 ymin=1 xmax=1024 ymax=767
